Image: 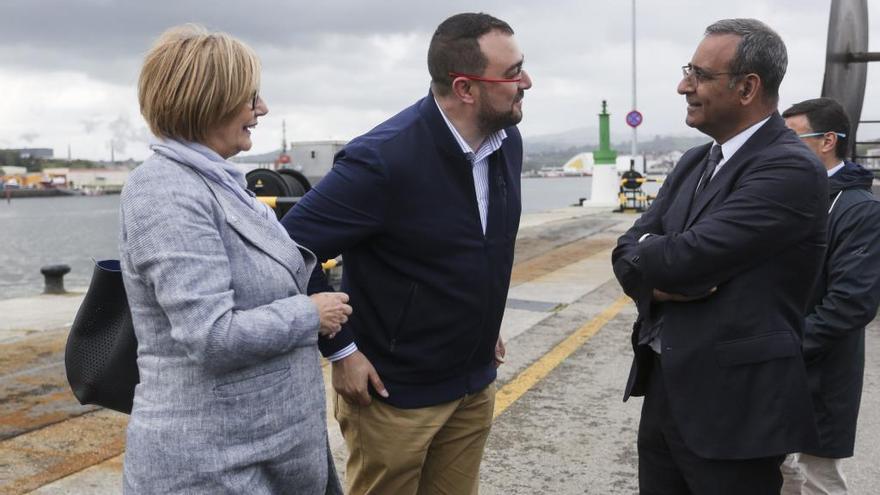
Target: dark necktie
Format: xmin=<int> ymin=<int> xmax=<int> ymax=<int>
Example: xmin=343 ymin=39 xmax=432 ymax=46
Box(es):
xmin=695 ymin=144 xmax=723 ymax=196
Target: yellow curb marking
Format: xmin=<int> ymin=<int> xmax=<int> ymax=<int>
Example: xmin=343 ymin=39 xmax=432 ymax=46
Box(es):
xmin=1 ymin=236 xmax=621 ymax=491
xmin=494 ymin=295 xmax=631 ymax=419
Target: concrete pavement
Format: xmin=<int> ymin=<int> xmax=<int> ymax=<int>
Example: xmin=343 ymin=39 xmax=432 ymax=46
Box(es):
xmin=2 ymin=206 xmax=880 ymax=494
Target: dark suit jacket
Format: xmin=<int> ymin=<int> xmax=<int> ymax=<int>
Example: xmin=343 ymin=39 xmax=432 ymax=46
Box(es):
xmin=612 ymin=113 xmax=828 ymax=460
xmin=282 ymin=92 xmax=522 ymax=409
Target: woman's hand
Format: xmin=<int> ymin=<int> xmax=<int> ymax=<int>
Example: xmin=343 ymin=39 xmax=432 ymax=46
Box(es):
xmin=309 ymin=292 xmax=352 ymax=338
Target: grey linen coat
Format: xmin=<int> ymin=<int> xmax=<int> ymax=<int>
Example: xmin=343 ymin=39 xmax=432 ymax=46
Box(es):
xmin=119 ymin=154 xmax=342 ymax=494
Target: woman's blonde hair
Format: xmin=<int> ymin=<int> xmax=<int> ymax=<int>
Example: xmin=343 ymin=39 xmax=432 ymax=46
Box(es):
xmin=138 ymin=24 xmax=260 ymax=143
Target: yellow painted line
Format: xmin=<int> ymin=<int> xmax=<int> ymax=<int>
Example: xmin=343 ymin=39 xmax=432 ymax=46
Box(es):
xmin=494 ymin=295 xmax=631 ymax=419
xmin=0 ymin=231 xmax=617 ymax=491
xmin=256 ymin=196 xmax=278 ymax=208
xmin=510 ymin=237 xmax=615 ymax=287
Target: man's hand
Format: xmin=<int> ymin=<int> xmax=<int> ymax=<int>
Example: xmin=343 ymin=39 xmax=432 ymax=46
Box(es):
xmin=652 ymin=287 xmax=717 ymax=302
xmin=331 ymin=351 xmax=388 ymax=406
xmin=494 ymin=335 xmax=506 ymax=367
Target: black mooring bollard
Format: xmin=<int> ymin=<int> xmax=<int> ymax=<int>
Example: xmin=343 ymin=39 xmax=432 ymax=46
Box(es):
xmin=41 ymin=264 xmax=71 ymax=294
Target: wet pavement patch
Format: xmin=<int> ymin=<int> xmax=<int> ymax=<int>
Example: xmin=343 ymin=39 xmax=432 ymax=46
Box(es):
xmin=505 ymin=298 xmax=562 ymax=313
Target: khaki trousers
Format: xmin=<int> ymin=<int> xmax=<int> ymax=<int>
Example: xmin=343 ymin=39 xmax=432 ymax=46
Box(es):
xmin=334 ymin=382 xmax=496 ymax=495
xmin=781 ymin=453 xmax=849 ymax=495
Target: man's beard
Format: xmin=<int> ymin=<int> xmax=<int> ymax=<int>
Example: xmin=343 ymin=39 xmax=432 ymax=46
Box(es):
xmin=477 ymin=90 xmax=524 ymax=135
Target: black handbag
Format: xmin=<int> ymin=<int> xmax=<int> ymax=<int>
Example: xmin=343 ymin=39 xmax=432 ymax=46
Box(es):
xmin=65 ymin=259 xmax=139 ymax=414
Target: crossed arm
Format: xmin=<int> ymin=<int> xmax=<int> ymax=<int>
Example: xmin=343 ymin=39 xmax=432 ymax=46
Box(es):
xmin=614 ymin=155 xmax=826 ymax=305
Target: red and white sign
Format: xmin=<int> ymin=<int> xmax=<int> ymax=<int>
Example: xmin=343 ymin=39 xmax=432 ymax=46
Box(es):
xmin=626 ymin=110 xmax=643 ymax=128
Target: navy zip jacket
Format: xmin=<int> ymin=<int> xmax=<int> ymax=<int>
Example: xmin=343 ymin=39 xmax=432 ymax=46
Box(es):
xmin=804 ymin=161 xmax=880 ymax=458
xmin=281 ymin=93 xmax=522 ymax=408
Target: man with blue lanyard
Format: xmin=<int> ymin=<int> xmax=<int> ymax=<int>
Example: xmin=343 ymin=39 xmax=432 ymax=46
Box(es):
xmin=781 ymin=97 xmax=880 ymax=495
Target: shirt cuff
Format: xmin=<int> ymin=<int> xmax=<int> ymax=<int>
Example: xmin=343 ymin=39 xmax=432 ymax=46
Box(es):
xmin=327 ymin=343 xmax=358 ymax=362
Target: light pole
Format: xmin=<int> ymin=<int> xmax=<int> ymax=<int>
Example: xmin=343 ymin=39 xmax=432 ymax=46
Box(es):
xmin=631 ymin=0 xmax=639 ymax=170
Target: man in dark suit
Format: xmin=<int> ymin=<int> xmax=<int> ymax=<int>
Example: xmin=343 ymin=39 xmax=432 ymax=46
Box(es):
xmin=612 ymin=18 xmax=828 ymax=494
xmin=282 ymin=12 xmax=531 ymax=495
xmin=780 ymin=97 xmax=880 ymax=495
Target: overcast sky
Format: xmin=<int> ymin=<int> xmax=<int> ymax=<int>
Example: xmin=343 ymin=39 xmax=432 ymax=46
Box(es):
xmin=1 ymin=0 xmax=878 ymax=161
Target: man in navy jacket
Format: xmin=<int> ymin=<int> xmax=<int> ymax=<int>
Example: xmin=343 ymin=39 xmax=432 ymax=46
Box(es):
xmin=781 ymin=98 xmax=880 ymax=494
xmin=612 ymin=19 xmax=826 ymax=494
xmin=282 ymin=12 xmax=531 ymax=495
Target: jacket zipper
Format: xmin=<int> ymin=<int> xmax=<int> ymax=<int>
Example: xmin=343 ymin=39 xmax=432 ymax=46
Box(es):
xmin=389 ymin=282 xmax=418 ymax=352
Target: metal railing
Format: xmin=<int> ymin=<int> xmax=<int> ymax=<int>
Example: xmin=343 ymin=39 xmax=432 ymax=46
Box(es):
xmin=853 ymin=120 xmax=880 ymax=173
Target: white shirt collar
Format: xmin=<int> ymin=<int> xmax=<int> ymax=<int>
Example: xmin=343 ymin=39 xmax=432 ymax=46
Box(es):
xmin=434 ymin=96 xmax=506 ymax=161
xmin=715 ymin=115 xmax=772 ymax=167
xmin=827 ymin=161 xmax=846 ymax=177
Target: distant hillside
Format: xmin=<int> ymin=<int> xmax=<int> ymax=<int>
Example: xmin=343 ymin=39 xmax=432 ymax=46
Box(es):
xmin=237 ymin=130 xmax=710 ymax=172
xmin=232 ymin=149 xmax=284 ymax=164
xmin=523 ymin=127 xmax=598 ymax=153
xmin=522 ymin=132 xmax=708 ymax=171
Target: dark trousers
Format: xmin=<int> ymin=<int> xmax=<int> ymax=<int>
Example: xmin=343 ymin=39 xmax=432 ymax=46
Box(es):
xmin=638 ymin=354 xmax=784 ymax=495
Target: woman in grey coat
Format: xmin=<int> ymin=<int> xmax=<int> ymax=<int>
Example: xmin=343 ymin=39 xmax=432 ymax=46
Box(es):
xmin=120 ymin=25 xmax=346 ymax=494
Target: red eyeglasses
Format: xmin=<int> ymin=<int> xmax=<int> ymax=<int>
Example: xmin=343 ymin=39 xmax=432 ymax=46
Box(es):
xmin=448 ymin=71 xmax=523 ymax=83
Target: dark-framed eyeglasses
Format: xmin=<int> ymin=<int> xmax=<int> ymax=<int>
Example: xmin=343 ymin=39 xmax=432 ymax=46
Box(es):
xmin=681 ymin=64 xmax=743 ymax=83
xmin=448 ymin=71 xmax=523 ymax=84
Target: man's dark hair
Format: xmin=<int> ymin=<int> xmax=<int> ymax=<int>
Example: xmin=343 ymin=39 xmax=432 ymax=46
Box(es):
xmin=428 ymin=13 xmax=514 ymax=96
xmin=782 ymin=97 xmax=851 ymax=159
xmin=705 ymin=18 xmax=787 ymax=103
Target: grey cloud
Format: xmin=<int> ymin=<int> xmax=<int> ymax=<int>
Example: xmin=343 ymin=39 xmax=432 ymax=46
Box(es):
xmin=257 ymin=35 xmax=429 ymax=110
xmin=1 ymin=1 xmax=833 ymax=89
xmin=0 ymin=1 xmax=514 ymax=85
xmin=80 ymin=118 xmax=102 ymax=134
xmin=106 ymin=115 xmax=149 ymax=156
xmin=2 ymin=0 xmax=876 ymax=161
xmin=20 ymin=132 xmax=39 ymax=143
xmin=0 ymin=1 xmax=510 ymax=56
